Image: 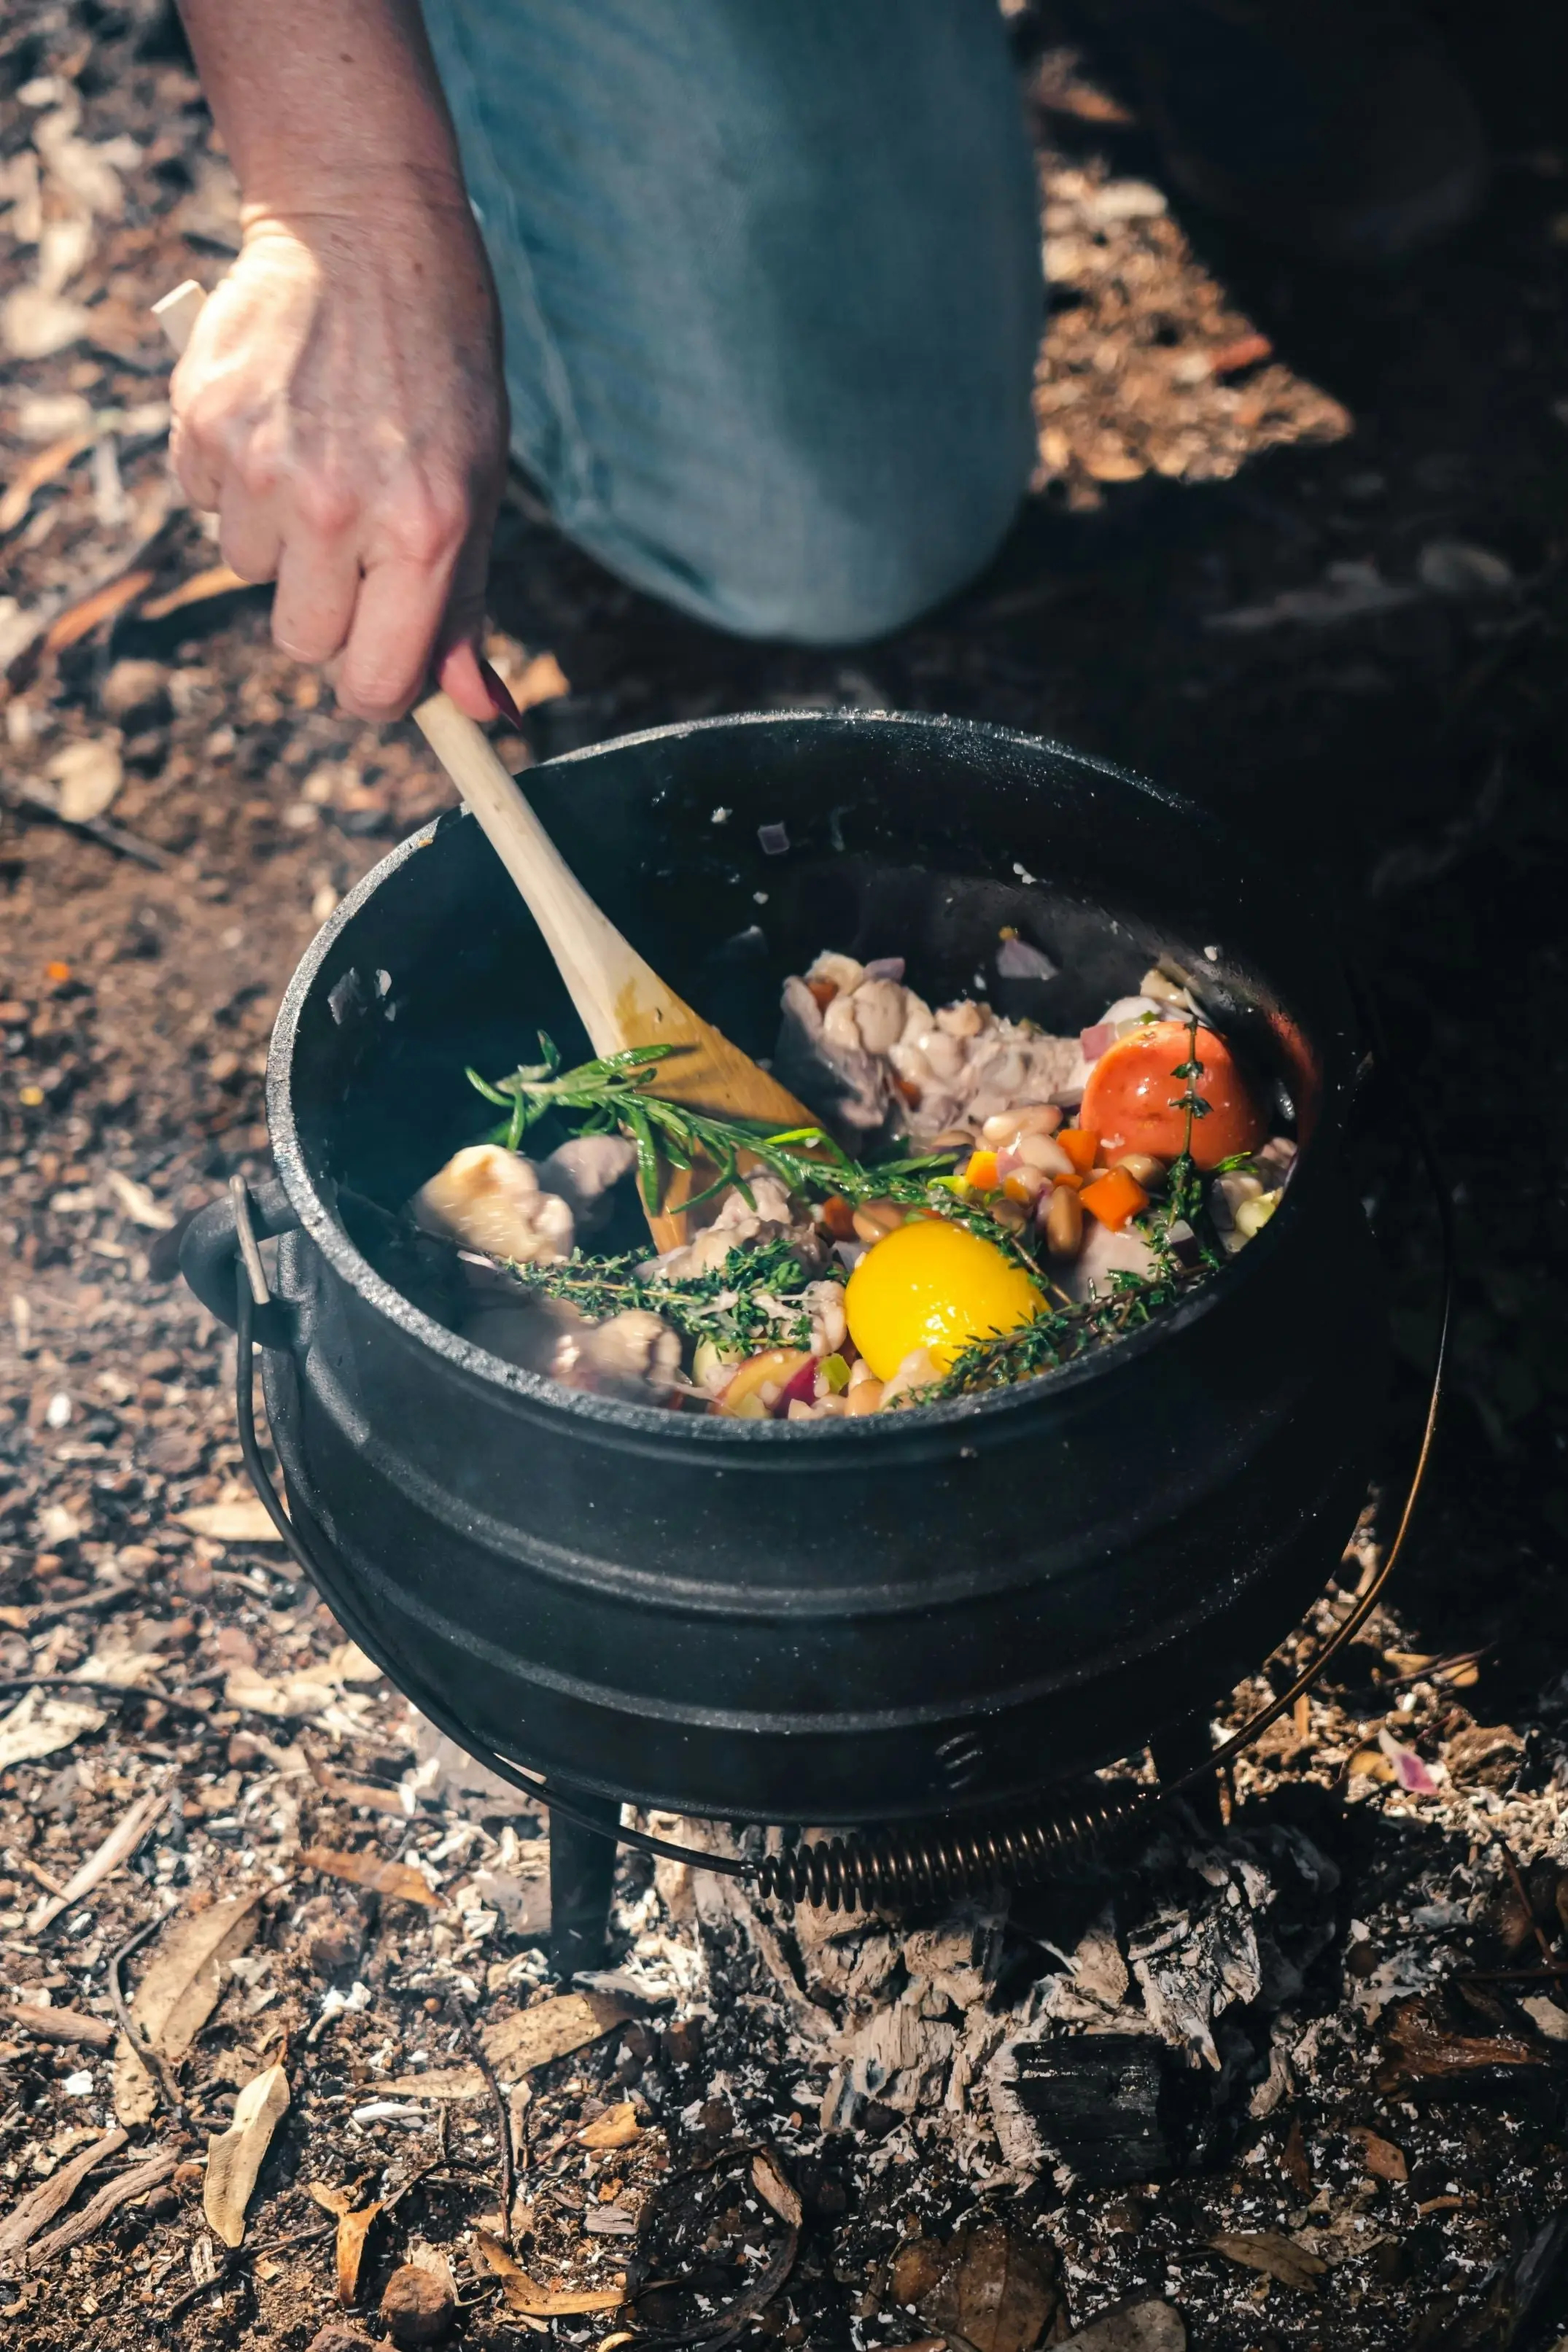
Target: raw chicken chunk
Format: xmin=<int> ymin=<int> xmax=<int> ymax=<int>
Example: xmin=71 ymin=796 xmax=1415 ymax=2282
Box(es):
xmin=411 ymin=1145 xmax=575 ymax=1264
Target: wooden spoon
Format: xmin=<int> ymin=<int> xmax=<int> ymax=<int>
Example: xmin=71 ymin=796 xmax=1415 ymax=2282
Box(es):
xmin=154 ymin=282 xmax=817 ymax=1246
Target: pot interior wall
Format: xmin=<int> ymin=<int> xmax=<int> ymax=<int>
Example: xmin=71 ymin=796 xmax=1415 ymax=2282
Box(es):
xmin=282 ymin=716 xmax=1348 ymax=1216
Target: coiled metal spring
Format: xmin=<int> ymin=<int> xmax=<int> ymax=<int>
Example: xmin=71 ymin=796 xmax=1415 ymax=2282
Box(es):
xmin=748 ymin=1788 xmax=1151 ymax=1914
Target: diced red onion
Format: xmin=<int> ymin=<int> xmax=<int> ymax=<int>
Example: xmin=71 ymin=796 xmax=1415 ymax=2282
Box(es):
xmin=1079 ymin=1022 xmax=1113 ymax=1062
xmin=862 ymin=956 xmax=906 ymax=982
xmin=775 ymin=1356 xmax=820 ymax=1415
xmin=996 ymin=936 xmax=1058 ymax=980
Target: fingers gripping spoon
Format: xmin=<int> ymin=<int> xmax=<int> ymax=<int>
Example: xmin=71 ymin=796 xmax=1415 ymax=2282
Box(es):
xmin=155 ymin=283 xmax=816 ymax=1248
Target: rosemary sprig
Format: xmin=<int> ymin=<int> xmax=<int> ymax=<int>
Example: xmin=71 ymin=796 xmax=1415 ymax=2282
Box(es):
xmin=466 ymin=1037 xmax=1037 ymax=1271
xmin=468 ymin=1036 xmax=864 ymax=1214
xmin=502 ymin=1234 xmax=821 ymax=1354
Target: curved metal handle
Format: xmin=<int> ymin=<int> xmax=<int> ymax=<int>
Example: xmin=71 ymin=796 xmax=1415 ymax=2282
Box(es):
xmin=179 ymin=1173 xmax=298 ymax=1343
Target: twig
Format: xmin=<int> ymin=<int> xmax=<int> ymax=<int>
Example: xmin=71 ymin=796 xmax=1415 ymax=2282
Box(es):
xmin=1496 ymin=1836 xmax=1556 ymax=1969
xmin=31 ymin=1782 xmax=171 ymax=1933
xmin=158 ymin=2218 xmax=335 ymax=2326
xmin=0 ymin=782 xmax=173 ymax=871
xmin=0 ymin=1674 xmax=211 ymax=1719
xmin=109 ymin=1915 xmax=186 ymax=2124
xmin=448 ymin=1991 xmax=514 ymax=2247
xmin=1456 ymin=1963 xmax=1568 ymax=1984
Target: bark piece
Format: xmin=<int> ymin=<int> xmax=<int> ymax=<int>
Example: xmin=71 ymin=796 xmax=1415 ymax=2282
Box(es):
xmin=203 ymin=2060 xmax=290 ymax=2246
xmin=26 ymin=2147 xmax=178 ymax=2268
xmin=0 ymin=2127 xmax=125 ymax=2260
xmin=987 ymin=2033 xmax=1182 ymax=2185
xmin=8 ymin=2003 xmax=115 ymax=2049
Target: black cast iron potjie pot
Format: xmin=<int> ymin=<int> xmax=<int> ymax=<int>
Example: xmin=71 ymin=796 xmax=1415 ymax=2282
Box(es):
xmin=183 ymin=712 xmax=1386 ymax=1831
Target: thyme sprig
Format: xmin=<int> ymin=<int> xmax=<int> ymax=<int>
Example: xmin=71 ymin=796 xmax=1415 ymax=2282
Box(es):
xmin=501 ymin=1234 xmax=821 ymax=1354
xmin=931 ymin=1264 xmax=1199 ymax=1400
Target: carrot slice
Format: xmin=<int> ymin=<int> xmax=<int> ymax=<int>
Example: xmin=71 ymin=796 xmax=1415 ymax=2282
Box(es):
xmin=1056 ymin=1128 xmax=1099 ymax=1174
xmin=1080 ymin=1167 xmax=1150 ymax=1231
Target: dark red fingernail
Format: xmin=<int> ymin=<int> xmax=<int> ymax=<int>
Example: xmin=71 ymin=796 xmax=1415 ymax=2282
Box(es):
xmin=479 ymin=659 xmax=522 ymax=727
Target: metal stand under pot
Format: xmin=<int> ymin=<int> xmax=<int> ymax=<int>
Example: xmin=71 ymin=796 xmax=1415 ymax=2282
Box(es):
xmin=179 ymin=713 xmax=1444 ymax=1979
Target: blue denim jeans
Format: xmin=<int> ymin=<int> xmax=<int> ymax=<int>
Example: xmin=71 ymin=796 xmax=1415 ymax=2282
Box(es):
xmin=421 ymin=0 xmax=1042 ymax=643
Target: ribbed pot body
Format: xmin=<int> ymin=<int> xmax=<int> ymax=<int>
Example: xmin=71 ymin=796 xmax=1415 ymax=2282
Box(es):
xmin=255 ymin=713 xmax=1384 ymax=1823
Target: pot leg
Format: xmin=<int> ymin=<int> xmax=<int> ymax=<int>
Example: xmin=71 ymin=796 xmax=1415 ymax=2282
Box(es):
xmin=1151 ymin=1713 xmax=1224 ymax=1833
xmin=548 ymin=1791 xmax=622 ymax=1979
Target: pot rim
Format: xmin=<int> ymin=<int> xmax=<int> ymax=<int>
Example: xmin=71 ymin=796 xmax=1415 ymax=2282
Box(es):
xmin=267 ymin=708 xmax=1354 ymax=1448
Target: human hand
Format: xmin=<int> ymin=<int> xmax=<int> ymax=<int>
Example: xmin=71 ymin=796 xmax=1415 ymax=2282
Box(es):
xmin=169 ymin=202 xmax=509 ymax=723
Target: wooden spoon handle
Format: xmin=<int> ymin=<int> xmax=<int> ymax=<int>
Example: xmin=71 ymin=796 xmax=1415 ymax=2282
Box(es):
xmin=411 ymin=689 xmax=650 ymax=1059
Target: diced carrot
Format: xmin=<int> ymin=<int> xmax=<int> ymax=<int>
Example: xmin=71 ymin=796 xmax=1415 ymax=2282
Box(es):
xmin=44 ymin=960 xmax=71 ymax=984
xmin=963 ymin=1149 xmax=1001 ymax=1192
xmin=1002 ymin=1174 xmax=1038 ymax=1203
xmin=807 ymin=977 xmax=838 ymax=1012
xmin=894 ymin=1075 xmax=923 ymax=1109
xmin=1052 ymin=1170 xmax=1084 ymax=1192
xmin=1056 ymin=1127 xmax=1099 ymax=1174
xmin=819 ymin=1194 xmax=856 ymax=1241
xmin=1081 ymin=1168 xmax=1150 ymax=1230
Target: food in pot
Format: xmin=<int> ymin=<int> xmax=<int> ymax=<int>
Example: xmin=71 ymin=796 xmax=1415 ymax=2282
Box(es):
xmin=409 ymin=949 xmax=1293 ymax=1416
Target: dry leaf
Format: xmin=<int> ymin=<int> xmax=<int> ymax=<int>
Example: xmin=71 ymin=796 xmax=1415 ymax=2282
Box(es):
xmin=473 ymin=2226 xmax=625 ymax=2316
xmin=893 ymin=2225 xmax=1058 ymax=2352
xmin=39 ymin=566 xmax=155 ymax=659
xmin=46 ymin=736 xmax=122 ymax=824
xmin=138 ymin=564 xmax=253 ymax=622
xmin=750 ymin=2151 xmax=802 ymax=2229
xmin=307 ymin=2182 xmax=360 ymax=2218
xmin=1208 ymin=2232 xmax=1327 ymax=2291
xmin=112 ymin=1892 xmax=261 ymax=2125
xmin=0 ymin=430 xmax=95 ymax=535
xmin=384 ymin=1990 xmax=632 ymax=2100
xmin=578 ymin=2103 xmax=640 ymax=2152
xmin=0 ymin=1690 xmax=106 ymax=1769
xmin=28 ymin=1783 xmax=168 ymax=1932
xmin=178 ymin=1497 xmax=285 ymax=1544
xmin=1349 ymin=2127 xmax=1408 ymax=2183
xmin=204 ymin=2062 xmax=290 ymax=2247
xmin=335 ymin=2202 xmax=383 ymax=2303
xmin=301 ymin=1846 xmax=438 ymax=1908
